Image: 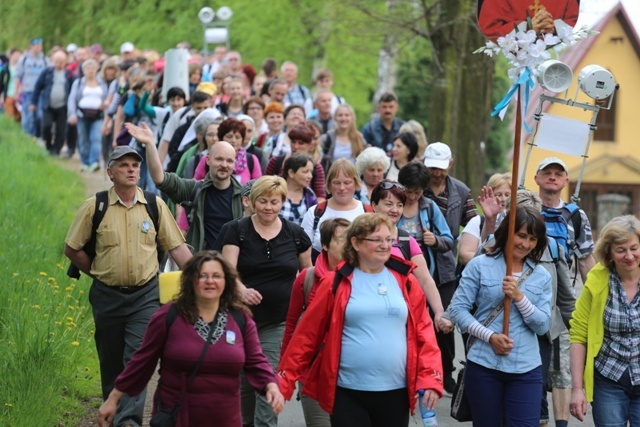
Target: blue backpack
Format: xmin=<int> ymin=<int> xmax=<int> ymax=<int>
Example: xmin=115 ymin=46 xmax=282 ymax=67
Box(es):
xmin=541 ymin=203 xmax=582 ymax=267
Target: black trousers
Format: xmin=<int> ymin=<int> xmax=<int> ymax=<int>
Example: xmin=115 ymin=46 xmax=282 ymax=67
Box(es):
xmin=430 ymin=279 xmax=458 ymax=378
xmin=66 ymin=122 xmax=77 ymax=154
xmin=41 ymin=106 xmax=67 ymax=155
xmin=331 ymin=387 xmax=409 ymax=427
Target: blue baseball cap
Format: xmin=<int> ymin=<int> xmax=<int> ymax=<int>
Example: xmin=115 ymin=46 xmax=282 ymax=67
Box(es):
xmin=31 ymin=38 xmax=43 ymax=45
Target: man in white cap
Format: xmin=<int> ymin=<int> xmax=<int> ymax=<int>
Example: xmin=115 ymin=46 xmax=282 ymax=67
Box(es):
xmin=423 ymin=141 xmax=477 ymax=395
xmin=120 ymin=42 xmax=135 ymax=62
xmin=534 ymin=156 xmax=595 ymax=427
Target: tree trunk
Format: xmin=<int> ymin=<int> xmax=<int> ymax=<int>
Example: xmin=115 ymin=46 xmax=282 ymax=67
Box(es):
xmin=428 ymin=0 xmax=494 ymax=193
xmin=372 ymin=0 xmax=400 ymax=111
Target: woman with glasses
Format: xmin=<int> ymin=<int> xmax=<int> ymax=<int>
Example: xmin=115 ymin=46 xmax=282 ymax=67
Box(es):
xmin=243 ymin=96 xmax=268 ymax=136
xmin=278 ymin=213 xmax=443 ymax=427
xmin=98 ymin=251 xmax=284 ymax=427
xmin=221 ymin=176 xmax=312 ymax=427
xmin=370 ymin=180 xmax=445 ymax=329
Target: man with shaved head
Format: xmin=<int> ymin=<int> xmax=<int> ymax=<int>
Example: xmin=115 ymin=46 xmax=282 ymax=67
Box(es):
xmin=126 ymin=122 xmax=243 ymax=251
xmin=30 ymin=50 xmax=74 ymax=156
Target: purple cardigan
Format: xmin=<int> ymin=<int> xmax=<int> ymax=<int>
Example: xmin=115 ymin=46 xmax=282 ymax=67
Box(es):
xmin=115 ymin=304 xmax=277 ymax=427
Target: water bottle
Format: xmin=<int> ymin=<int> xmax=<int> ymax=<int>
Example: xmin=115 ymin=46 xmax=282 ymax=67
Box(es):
xmin=418 ymin=389 xmax=438 ymax=427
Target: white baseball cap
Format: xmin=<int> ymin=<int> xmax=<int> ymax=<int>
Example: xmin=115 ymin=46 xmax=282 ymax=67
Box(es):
xmin=537 ymin=157 xmax=568 ymax=173
xmin=66 ymin=43 xmax=78 ymax=53
xmin=120 ymin=42 xmax=135 ymax=54
xmin=423 ymin=142 xmax=452 ymax=169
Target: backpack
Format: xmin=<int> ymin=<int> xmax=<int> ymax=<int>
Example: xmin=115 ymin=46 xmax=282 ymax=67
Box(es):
xmin=394 ymin=228 xmax=412 ymax=261
xmin=66 ymin=190 xmax=161 ymax=279
xmin=312 ymin=200 xmax=374 ymax=233
xmin=331 ymin=258 xmax=412 ymax=294
xmin=541 ymin=203 xmax=582 ymax=267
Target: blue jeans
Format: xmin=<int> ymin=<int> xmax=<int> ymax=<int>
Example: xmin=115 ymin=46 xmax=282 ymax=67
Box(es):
xmin=20 ymin=92 xmax=38 ymax=136
xmin=593 ymin=369 xmax=640 ymax=426
xmin=77 ymin=117 xmax=103 ymax=167
xmin=466 ymin=360 xmax=542 ymax=426
xmin=136 ymin=145 xmax=157 ymax=193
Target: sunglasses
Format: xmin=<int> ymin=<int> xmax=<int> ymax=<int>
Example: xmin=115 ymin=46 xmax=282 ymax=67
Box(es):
xmin=379 ymin=181 xmax=405 ymax=191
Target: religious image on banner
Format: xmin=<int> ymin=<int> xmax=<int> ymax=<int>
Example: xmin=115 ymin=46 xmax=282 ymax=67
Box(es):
xmin=477 ymin=0 xmax=580 ymax=40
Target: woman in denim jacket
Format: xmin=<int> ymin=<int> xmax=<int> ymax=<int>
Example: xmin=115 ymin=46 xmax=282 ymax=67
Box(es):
xmin=449 ymin=206 xmax=552 ymax=426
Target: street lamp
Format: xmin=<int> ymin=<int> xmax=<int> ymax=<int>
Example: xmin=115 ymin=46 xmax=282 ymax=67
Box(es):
xmin=199 ymin=6 xmax=233 ymax=58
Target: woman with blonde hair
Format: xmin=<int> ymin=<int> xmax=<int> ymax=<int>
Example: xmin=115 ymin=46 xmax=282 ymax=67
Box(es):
xmin=320 ymin=104 xmax=365 ymax=171
xmin=221 ymin=175 xmax=312 ymax=427
xmin=570 ymin=215 xmax=640 ymax=425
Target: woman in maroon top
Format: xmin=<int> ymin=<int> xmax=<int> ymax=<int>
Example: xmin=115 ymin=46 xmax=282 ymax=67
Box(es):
xmin=98 ymin=251 xmax=283 ymax=427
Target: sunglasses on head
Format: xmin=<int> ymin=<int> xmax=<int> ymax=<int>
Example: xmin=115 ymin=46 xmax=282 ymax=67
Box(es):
xmin=379 ymin=181 xmax=405 ymax=191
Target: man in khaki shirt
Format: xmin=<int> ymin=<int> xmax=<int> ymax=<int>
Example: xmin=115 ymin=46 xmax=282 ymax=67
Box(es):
xmin=65 ymin=146 xmax=191 ymax=427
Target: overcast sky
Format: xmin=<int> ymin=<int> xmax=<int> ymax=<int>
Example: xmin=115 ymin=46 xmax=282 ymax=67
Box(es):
xmin=578 ymin=0 xmax=640 ymax=31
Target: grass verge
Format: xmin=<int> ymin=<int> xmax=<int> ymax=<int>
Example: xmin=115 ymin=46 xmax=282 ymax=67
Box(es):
xmin=0 ymin=116 xmax=100 ymax=426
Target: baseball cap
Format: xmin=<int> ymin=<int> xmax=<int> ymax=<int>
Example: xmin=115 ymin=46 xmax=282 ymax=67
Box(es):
xmin=423 ymin=142 xmax=452 ymax=169
xmin=120 ymin=42 xmax=135 ymax=54
xmin=66 ymin=43 xmax=78 ymax=53
xmin=537 ymin=157 xmax=568 ymax=173
xmin=109 ymin=146 xmax=143 ymax=163
xmin=31 ymin=38 xmax=43 ymax=45
xmin=241 ymin=180 xmax=257 ymax=199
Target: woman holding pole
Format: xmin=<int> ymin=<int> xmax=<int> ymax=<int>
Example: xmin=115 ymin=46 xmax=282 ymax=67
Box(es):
xmin=449 ymin=206 xmax=552 ymax=425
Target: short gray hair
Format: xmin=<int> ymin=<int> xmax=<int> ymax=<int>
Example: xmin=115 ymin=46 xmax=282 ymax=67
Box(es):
xmin=195 ymin=117 xmax=217 ymax=135
xmin=355 ymin=147 xmax=390 ymax=177
xmin=506 ymin=189 xmax=542 ymax=212
xmin=81 ymin=58 xmax=99 ymax=73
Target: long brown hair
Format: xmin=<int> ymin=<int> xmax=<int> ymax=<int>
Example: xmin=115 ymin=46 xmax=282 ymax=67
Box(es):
xmin=488 ymin=206 xmax=547 ymax=263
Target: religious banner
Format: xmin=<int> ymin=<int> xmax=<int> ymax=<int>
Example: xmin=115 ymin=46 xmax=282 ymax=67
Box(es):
xmin=477 ymin=0 xmax=580 ymax=40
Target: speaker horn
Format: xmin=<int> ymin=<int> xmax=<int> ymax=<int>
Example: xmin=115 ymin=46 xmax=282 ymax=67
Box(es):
xmin=578 ymin=65 xmax=616 ymax=100
xmin=198 ymin=7 xmax=215 ymax=24
xmin=537 ymin=60 xmax=573 ymax=93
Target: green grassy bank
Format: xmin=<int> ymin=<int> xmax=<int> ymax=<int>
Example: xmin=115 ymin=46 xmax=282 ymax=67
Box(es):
xmin=0 ymin=117 xmax=100 ymax=426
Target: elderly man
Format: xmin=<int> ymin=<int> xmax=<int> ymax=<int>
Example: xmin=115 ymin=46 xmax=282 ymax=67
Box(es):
xmin=30 ymin=50 xmax=74 ymax=156
xmin=307 ymin=89 xmax=335 ymax=134
xmin=64 ymin=146 xmax=191 ymax=427
xmin=281 ymin=61 xmax=311 ymax=106
xmin=128 ymin=122 xmax=243 ymax=251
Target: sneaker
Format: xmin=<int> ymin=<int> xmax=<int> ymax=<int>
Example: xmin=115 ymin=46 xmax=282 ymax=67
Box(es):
xmin=88 ymin=162 xmax=100 ymax=172
xmin=444 ymin=375 xmax=457 ymax=395
xmin=80 ymin=164 xmax=88 ymax=172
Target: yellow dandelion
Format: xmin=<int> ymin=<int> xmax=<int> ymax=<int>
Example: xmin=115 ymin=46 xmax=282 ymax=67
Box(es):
xmin=55 ymin=321 xmax=62 ymax=326
xmin=39 ymin=272 xmax=47 ymax=276
xmin=56 ymin=263 xmax=64 ymax=269
xmin=65 ymin=286 xmax=73 ymax=291
xmin=12 ymin=273 xmax=18 ymax=277
xmin=4 ymin=403 xmax=12 ymax=407
xmin=49 ymin=277 xmax=56 ymax=282
xmin=79 ymin=290 xmax=85 ymax=295
xmin=68 ymin=305 xmax=75 ymax=310
xmin=71 ymin=341 xmax=80 ymax=346
xmin=31 ymin=305 xmax=41 ymax=310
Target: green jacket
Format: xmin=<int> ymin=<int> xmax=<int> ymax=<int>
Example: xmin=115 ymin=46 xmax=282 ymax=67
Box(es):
xmin=158 ymin=172 xmax=243 ymax=252
xmin=569 ymin=262 xmax=609 ymax=402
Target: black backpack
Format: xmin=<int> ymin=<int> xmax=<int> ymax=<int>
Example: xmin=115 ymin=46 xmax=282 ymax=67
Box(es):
xmin=66 ymin=190 xmax=161 ymax=279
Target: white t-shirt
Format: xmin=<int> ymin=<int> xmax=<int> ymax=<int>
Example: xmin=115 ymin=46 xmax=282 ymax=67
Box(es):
xmin=301 ymin=201 xmax=368 ymax=251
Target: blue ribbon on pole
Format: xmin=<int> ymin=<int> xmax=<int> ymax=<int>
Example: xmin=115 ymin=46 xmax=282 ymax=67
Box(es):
xmin=491 ymin=68 xmax=535 ymax=133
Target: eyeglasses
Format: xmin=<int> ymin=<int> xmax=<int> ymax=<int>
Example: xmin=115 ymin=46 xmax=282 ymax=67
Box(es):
xmin=378 ymin=181 xmax=405 ymax=191
xmin=198 ymin=273 xmax=223 ymax=281
xmin=361 ymin=237 xmax=394 ymax=245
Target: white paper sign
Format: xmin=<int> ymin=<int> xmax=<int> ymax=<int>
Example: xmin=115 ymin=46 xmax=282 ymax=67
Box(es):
xmin=535 ymin=114 xmax=590 ymax=157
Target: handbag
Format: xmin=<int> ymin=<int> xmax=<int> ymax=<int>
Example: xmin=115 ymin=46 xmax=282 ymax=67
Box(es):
xmin=80 ymin=107 xmax=102 ymax=120
xmin=450 ymin=268 xmax=533 ymax=421
xmin=150 ymin=313 xmax=216 ymax=427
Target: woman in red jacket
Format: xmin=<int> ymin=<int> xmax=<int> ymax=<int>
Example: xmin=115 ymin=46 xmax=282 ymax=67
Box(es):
xmin=278 ymin=213 xmax=443 ymax=427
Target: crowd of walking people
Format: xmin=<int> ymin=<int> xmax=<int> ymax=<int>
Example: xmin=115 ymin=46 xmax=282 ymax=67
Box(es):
xmin=3 ymin=37 xmax=639 ymax=427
